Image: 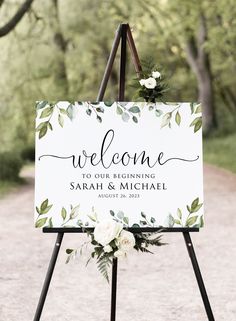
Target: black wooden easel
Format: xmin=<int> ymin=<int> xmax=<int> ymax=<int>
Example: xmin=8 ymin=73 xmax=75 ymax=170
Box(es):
xmin=33 ymin=23 xmax=215 ymax=321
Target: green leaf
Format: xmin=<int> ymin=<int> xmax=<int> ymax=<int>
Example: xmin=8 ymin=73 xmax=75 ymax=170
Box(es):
xmin=48 ymin=122 xmax=53 ymax=130
xmin=35 ymin=217 xmax=47 ymax=228
xmin=96 ymin=115 xmax=102 ymax=123
xmin=40 ymin=107 xmax=53 ymax=118
xmin=58 ymin=114 xmax=64 ymax=127
xmin=177 ymin=208 xmax=182 ymax=219
xmin=175 ymin=111 xmax=181 ymax=126
xmin=39 ymin=125 xmax=48 ymax=139
xmin=191 ymin=198 xmax=199 ymax=209
xmin=155 ymin=109 xmax=163 ymax=117
xmin=161 ymin=113 xmax=171 ymax=128
xmin=200 ymin=215 xmax=204 ymax=227
xmin=66 ymin=248 xmax=74 ymax=254
xmin=129 ymin=106 xmax=140 ymax=113
xmin=59 ymin=108 xmax=67 ymax=115
xmin=40 ymin=199 xmax=48 ymax=212
xmin=36 ymin=101 xmax=48 ymax=110
xmin=36 ymin=122 xmax=47 ymax=132
xmin=122 ymin=112 xmax=130 ymax=122
xmin=40 ymin=204 xmax=53 ymax=214
xmin=48 ymin=217 xmax=53 ymax=228
xmin=141 ymin=212 xmax=146 ymax=218
xmin=123 ymin=217 xmax=129 ymax=225
xmin=66 ymin=104 xmax=74 ymax=120
xmin=110 ymin=210 xmax=115 ymax=216
xmin=149 ymin=105 xmax=154 ymax=111
xmin=36 ymin=206 xmax=40 ymax=214
xmin=61 ymin=207 xmax=67 ymax=220
xmin=117 ymin=211 xmax=124 ymax=219
xmin=190 ymin=117 xmax=201 ymax=127
xmin=132 ymin=223 xmax=140 ymax=228
xmin=191 ymin=203 xmax=203 ymax=213
xmin=190 ymin=102 xmax=195 ymax=114
xmin=186 ymin=215 xmax=198 ymax=226
xmin=195 ymin=104 xmax=202 ymax=114
xmin=104 ymin=102 xmax=113 ymax=107
xmin=194 ymin=119 xmax=202 ymax=133
xmin=116 ymin=106 xmax=123 ymax=115
xmin=86 ymin=108 xmax=92 ymax=116
xmin=187 ymin=205 xmax=191 ymax=212
xmin=174 ymin=219 xmax=181 ymax=225
xmin=96 ymin=107 xmax=104 ymax=113
xmin=167 ymin=214 xmax=175 ymax=227
xmin=150 ymin=217 xmax=156 ymax=224
xmin=132 ymin=115 xmax=138 ymax=123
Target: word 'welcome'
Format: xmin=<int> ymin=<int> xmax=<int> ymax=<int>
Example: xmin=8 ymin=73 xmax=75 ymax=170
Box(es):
xmin=39 ymin=129 xmax=199 ymax=169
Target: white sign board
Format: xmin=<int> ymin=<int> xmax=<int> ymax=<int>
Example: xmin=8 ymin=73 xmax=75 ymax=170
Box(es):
xmin=35 ymin=101 xmax=204 ymax=229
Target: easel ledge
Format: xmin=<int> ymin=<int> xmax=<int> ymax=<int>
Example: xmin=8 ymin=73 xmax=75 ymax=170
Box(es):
xmin=43 ymin=227 xmax=199 ymax=233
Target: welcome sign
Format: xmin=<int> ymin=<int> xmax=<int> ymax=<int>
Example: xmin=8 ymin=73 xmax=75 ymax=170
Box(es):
xmin=35 ymin=101 xmax=204 ymax=229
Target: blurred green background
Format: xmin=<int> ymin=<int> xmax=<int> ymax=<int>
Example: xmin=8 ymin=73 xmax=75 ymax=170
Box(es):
xmin=0 ymin=0 xmax=235 ymax=194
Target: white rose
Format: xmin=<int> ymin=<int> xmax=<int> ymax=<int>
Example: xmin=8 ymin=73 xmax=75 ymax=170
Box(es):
xmin=116 ymin=230 xmax=135 ymax=253
xmin=104 ymin=245 xmax=113 ymax=253
xmin=114 ymin=250 xmax=126 ymax=258
xmin=152 ymin=71 xmax=161 ymax=79
xmin=144 ymin=77 xmax=157 ymax=89
xmin=94 ymin=219 xmax=123 ymax=246
xmin=139 ymin=79 xmax=146 ymax=86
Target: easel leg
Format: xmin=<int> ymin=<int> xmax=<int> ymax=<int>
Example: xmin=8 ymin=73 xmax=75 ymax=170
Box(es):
xmin=33 ymin=232 xmax=64 ymax=321
xmin=110 ymin=258 xmax=118 ymax=321
xmin=183 ymin=232 xmax=215 ymax=321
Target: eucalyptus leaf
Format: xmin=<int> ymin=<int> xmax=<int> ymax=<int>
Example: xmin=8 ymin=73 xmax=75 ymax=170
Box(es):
xmin=40 ymin=107 xmax=53 ymax=118
xmin=39 ymin=125 xmax=48 ymax=139
xmin=186 ymin=215 xmax=198 ymax=226
xmin=58 ymin=114 xmax=64 ymax=127
xmin=36 ymin=101 xmax=48 ymax=110
xmin=161 ymin=112 xmax=171 ymax=128
xmin=122 ymin=112 xmax=130 ymax=122
xmin=177 ymin=208 xmax=182 ymax=219
xmin=194 ymin=119 xmax=202 ymax=133
xmin=40 ymin=199 xmax=48 ymax=212
xmin=61 ymin=207 xmax=67 ymax=220
xmin=66 ymin=104 xmax=74 ymax=120
xmin=117 ymin=211 xmax=124 ymax=219
xmin=96 ymin=115 xmax=102 ymax=123
xmin=35 ymin=217 xmax=47 ymax=228
xmin=132 ymin=115 xmax=138 ymax=123
xmin=175 ymin=111 xmax=181 ymax=126
xmin=155 ymin=109 xmax=163 ymax=117
xmin=129 ymin=106 xmax=140 ymax=113
xmin=116 ymin=106 xmax=123 ymax=115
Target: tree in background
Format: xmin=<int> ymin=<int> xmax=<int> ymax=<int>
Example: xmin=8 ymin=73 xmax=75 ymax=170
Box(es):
xmin=0 ymin=0 xmax=235 ymax=152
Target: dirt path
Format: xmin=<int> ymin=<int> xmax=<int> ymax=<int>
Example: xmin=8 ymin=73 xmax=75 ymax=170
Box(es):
xmin=0 ymin=164 xmax=236 ymax=321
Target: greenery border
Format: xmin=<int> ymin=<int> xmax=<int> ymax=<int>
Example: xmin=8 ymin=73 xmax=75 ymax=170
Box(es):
xmin=35 ymin=197 xmax=204 ymax=229
xmin=35 ymin=101 xmax=202 ymax=139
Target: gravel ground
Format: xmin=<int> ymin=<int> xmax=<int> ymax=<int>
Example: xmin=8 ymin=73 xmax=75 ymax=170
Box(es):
xmin=0 ymin=164 xmax=236 ymax=321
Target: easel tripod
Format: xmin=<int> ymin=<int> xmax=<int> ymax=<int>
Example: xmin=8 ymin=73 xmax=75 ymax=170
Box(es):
xmin=33 ymin=23 xmax=215 ymax=321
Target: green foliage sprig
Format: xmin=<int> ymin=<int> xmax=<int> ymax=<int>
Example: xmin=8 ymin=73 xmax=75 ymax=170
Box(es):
xmin=132 ymin=59 xmax=168 ymax=103
xmin=36 ymin=101 xmax=74 ymax=139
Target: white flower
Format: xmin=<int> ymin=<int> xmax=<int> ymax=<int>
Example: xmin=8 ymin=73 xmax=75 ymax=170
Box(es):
xmin=104 ymin=245 xmax=113 ymax=253
xmin=114 ymin=250 xmax=126 ymax=258
xmin=144 ymin=77 xmax=157 ymax=89
xmin=152 ymin=71 xmax=161 ymax=79
xmin=139 ymin=79 xmax=146 ymax=86
xmin=116 ymin=230 xmax=135 ymax=253
xmin=94 ymin=219 xmax=123 ymax=246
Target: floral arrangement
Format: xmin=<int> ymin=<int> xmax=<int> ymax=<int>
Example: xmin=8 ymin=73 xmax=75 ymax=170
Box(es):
xmin=133 ymin=59 xmax=168 ymax=103
xmin=66 ymin=219 xmax=164 ymax=282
